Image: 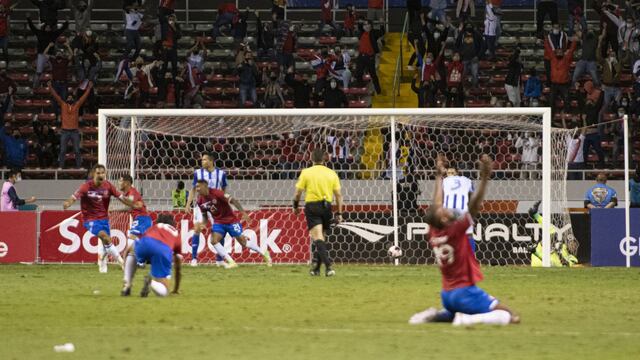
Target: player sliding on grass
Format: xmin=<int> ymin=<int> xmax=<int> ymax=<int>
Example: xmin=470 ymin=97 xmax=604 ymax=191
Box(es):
xmin=194 ymin=180 xmax=272 ymax=268
xmin=131 ymin=214 xmax=183 ymax=297
xmin=63 ymin=164 xmax=135 ymax=273
xmin=409 ymin=155 xmax=520 ymax=326
xmin=118 ymin=174 xmax=154 ymax=294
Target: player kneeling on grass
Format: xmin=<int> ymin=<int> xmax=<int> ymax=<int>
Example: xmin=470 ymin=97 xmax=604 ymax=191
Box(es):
xmin=194 ymin=180 xmax=272 ymax=268
xmin=123 ymin=214 xmax=182 ymax=297
xmin=409 ymin=155 xmax=520 ymax=326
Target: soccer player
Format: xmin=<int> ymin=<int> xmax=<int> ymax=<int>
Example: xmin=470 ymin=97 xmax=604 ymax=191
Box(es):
xmin=409 ymin=155 xmax=520 ymax=326
xmin=118 ymin=174 xmax=153 ymax=293
xmin=63 ymin=164 xmax=135 ymax=273
xmin=185 ymin=152 xmax=227 ymax=267
xmin=194 ymin=180 xmax=272 ymax=268
xmin=127 ymin=213 xmax=183 ymax=297
xmin=442 ymin=162 xmax=477 ymax=252
xmin=292 ymin=147 xmax=343 ymax=277
xmin=527 ymin=200 xmax=578 ymax=267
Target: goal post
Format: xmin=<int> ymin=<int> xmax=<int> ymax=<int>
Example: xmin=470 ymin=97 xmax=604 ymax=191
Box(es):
xmin=99 ymin=107 xmax=564 ymax=267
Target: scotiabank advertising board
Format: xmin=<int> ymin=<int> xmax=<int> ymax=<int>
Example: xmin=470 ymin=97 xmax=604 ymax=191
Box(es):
xmin=0 ymin=212 xmax=37 ymax=263
xmin=39 ymin=210 xmax=310 ymax=263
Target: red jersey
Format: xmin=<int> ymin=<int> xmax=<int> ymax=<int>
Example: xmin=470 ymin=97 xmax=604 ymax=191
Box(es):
xmin=344 ymin=10 xmax=356 ymax=31
xmin=159 ymin=0 xmax=176 ymax=10
xmin=359 ymin=32 xmax=375 ymax=56
xmin=143 ymin=224 xmax=181 ymax=253
xmin=0 ymin=8 xmax=9 ymax=37
xmin=197 ymin=189 xmax=239 ymax=224
xmin=321 ymin=0 xmax=332 ymax=22
xmin=124 ymin=187 xmax=149 ymax=218
xmin=73 ymin=180 xmax=122 ymax=222
xmin=428 ymin=212 xmax=483 ymax=291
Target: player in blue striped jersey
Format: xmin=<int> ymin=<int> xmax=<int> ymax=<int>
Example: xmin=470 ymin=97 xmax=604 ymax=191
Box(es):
xmin=185 ymin=152 xmax=228 ymax=266
xmin=442 ymin=166 xmax=477 ymax=252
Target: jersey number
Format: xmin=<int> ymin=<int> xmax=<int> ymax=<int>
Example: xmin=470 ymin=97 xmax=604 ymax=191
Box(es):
xmin=433 ymin=244 xmax=455 ymax=266
xmin=451 ymin=179 xmax=461 ymax=190
xmin=232 ymin=224 xmax=242 ymax=233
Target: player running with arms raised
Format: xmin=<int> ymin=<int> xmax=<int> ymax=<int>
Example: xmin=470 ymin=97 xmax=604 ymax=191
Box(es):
xmin=409 ymin=155 xmax=520 ymax=326
xmin=194 ymin=180 xmax=272 ymax=268
xmin=132 ymin=214 xmax=183 ymax=297
xmin=63 ymin=164 xmax=135 ymax=273
xmin=441 ymin=161 xmax=477 ymax=252
xmin=118 ymin=174 xmax=154 ymax=295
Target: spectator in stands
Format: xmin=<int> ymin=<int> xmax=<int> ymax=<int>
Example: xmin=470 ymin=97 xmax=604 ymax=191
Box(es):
xmin=344 ymin=4 xmax=358 ymax=37
xmin=161 ymin=14 xmax=180 ymax=78
xmin=47 ymin=41 xmax=72 ymax=120
xmin=456 ymin=23 xmax=482 ymax=88
xmin=504 ymin=49 xmax=523 ymax=107
xmin=407 ymin=15 xmax=426 ymax=70
xmin=237 ymin=50 xmax=258 ymax=107
xmin=446 ymin=52 xmax=464 ymax=107
xmin=610 ymin=106 xmax=629 ymax=167
xmin=416 ymin=47 xmax=444 ymax=108
xmin=536 ymin=0 xmax=559 ymax=37
xmin=272 ymin=0 xmax=286 ymax=21
xmin=0 ymin=2 xmax=12 ymax=66
xmin=33 ymin=122 xmax=57 ymax=168
xmin=0 ymin=122 xmax=27 ymax=169
xmin=235 ymin=7 xmax=251 ymax=40
xmin=572 ymin=28 xmax=600 ymax=86
xmin=27 ymin=14 xmax=68 ymax=88
xmin=285 ymin=66 xmax=312 ymax=108
xmin=579 ymin=81 xmax=606 ymax=169
xmin=323 ymin=79 xmax=348 ymax=108
xmin=484 ymin=0 xmax=499 ymax=60
xmin=319 ymin=0 xmax=338 ymax=35
xmin=1 ymin=169 xmax=36 ymax=212
xmin=213 ymin=2 xmax=239 ymax=38
xmin=132 ymin=58 xmax=161 ymax=107
xmin=256 ymin=12 xmax=276 ymax=60
xmin=456 ymin=0 xmax=475 ymax=23
xmin=597 ymin=26 xmax=622 ymax=112
xmin=0 ymin=70 xmax=16 ymax=115
xmin=71 ymin=0 xmax=92 ymax=34
xmin=368 ymin=0 xmax=384 ymax=25
xmin=124 ymin=2 xmax=144 ymax=60
xmin=356 ymin=20 xmax=382 ymax=95
xmin=31 ymin=0 xmax=64 ymax=28
xmin=332 ymin=46 xmax=352 ymax=88
xmin=515 ymin=132 xmax=540 ymax=180
xmin=429 ymin=0 xmax=447 ymax=25
xmin=72 ymin=29 xmax=101 ymax=83
xmin=158 ymin=0 xmax=176 ymax=41
xmin=563 ymin=117 xmax=586 ymax=180
xmin=617 ymin=15 xmax=638 ymax=68
xmin=312 ymin=49 xmax=331 ymax=96
xmin=543 ymin=23 xmax=568 ymax=87
xmin=327 ymin=131 xmax=351 ymax=178
xmin=631 ymin=165 xmax=640 ymax=208
xmin=263 ymin=71 xmax=285 ymax=108
xmin=594 ymin=1 xmax=620 ymax=57
xmin=523 ymin=68 xmax=541 ymax=107
xmin=584 ymin=173 xmax=618 ymax=209
xmin=567 ymin=0 xmax=587 ymax=36
xmin=546 ymin=33 xmax=577 ymax=116
xmin=411 ymin=72 xmax=429 ymax=108
xmin=278 ymin=23 xmax=296 ymax=72
xmin=48 ymin=80 xmax=92 ymax=169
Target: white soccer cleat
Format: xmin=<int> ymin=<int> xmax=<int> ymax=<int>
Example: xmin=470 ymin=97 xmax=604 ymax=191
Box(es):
xmin=190 ymin=259 xmax=198 ymax=267
xmin=215 ymin=261 xmax=225 ymax=267
xmin=408 ymin=307 xmax=438 ymax=325
xmin=452 ymin=313 xmax=468 ymax=327
xmin=263 ymin=252 xmax=272 ymax=267
xmin=224 ymin=261 xmax=238 ymax=269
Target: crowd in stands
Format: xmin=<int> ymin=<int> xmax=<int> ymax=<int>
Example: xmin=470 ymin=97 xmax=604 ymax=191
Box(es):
xmin=0 ymin=0 xmax=638 ymax=176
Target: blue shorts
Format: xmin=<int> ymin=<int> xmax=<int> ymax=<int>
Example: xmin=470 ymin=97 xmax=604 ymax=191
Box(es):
xmin=212 ymin=223 xmax=243 ymax=238
xmin=441 ymin=285 xmax=498 ymax=315
xmin=135 ymin=236 xmax=173 ymax=279
xmin=84 ymin=219 xmax=111 ymax=237
xmin=129 ymin=215 xmax=153 ymax=238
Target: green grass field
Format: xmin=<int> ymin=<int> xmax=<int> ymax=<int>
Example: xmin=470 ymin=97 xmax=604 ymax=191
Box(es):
xmin=1 ymin=264 xmax=639 ymax=359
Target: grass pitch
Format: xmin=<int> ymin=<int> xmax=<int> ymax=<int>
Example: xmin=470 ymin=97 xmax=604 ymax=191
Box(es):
xmin=1 ymin=264 xmax=638 ymax=360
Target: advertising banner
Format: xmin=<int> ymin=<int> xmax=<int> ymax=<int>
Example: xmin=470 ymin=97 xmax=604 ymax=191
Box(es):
xmin=0 ymin=212 xmax=37 ymax=263
xmin=591 ymin=209 xmax=640 ymax=267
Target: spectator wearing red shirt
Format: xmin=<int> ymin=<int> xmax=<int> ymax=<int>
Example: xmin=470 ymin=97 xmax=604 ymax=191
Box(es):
xmin=158 ymin=0 xmax=175 ymax=42
xmin=446 ymin=52 xmax=465 ymax=107
xmin=46 ymin=40 xmax=73 ymax=118
xmin=355 ymin=20 xmax=382 ymax=94
xmin=368 ymin=0 xmax=384 ymax=24
xmin=343 ymin=4 xmax=357 ymax=37
xmin=133 ymin=58 xmax=161 ymax=107
xmin=545 ymin=35 xmax=577 ymax=115
xmin=318 ymin=0 xmax=338 ymax=35
xmin=278 ymin=23 xmax=297 ymax=71
xmin=0 ymin=1 xmax=12 ymax=66
xmin=161 ymin=14 xmax=180 ymax=79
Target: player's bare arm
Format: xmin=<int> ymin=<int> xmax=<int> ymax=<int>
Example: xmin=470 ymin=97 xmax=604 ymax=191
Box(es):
xmin=185 ymin=187 xmax=195 ymax=214
xmin=63 ymin=196 xmax=76 ymax=210
xmin=117 ymin=195 xmax=135 ymax=208
xmin=292 ymin=188 xmax=303 ymax=215
xmin=333 ymin=188 xmax=343 ymax=223
xmin=172 ymin=253 xmax=182 ymax=294
xmin=229 ymin=196 xmax=251 ymax=223
xmin=468 ymin=155 xmax=493 ymax=218
xmin=433 ymin=156 xmax=447 ymax=209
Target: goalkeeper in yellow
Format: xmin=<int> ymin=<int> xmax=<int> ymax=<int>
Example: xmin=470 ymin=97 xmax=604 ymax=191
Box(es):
xmin=528 ymin=201 xmax=578 ymax=267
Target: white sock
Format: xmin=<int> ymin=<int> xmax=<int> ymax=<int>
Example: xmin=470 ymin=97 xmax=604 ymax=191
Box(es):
xmin=213 ymin=243 xmax=234 ymax=262
xmin=97 ymin=244 xmax=106 ymax=261
xmin=150 ymin=280 xmax=168 ymax=297
xmin=123 ymin=253 xmax=136 ymax=286
xmin=105 ymin=243 xmax=121 ymax=260
xmin=243 ymin=239 xmax=262 ymax=254
xmin=459 ymin=310 xmax=511 ymax=326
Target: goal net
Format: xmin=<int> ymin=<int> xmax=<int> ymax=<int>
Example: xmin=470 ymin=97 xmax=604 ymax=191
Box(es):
xmin=99 ymin=108 xmax=573 ymax=267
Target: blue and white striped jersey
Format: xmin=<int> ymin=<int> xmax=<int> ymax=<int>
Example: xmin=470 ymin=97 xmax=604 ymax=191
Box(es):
xmin=192 ymin=167 xmax=228 ymax=190
xmin=442 ymin=176 xmax=474 ymax=212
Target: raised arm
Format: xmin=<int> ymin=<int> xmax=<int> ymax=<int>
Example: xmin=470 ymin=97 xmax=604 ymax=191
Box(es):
xmin=76 ymin=81 xmax=93 ymax=107
xmin=468 ymin=155 xmax=492 ymax=218
xmin=433 ymin=155 xmax=446 ymax=209
xmin=48 ymin=81 xmax=64 ymax=105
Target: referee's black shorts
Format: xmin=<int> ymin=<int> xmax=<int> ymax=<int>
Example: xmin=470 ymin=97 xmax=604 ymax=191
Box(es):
xmin=304 ymin=201 xmax=333 ymax=231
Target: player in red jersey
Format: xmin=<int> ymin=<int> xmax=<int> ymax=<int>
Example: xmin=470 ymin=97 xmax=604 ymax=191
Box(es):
xmin=194 ymin=180 xmax=272 ymax=268
xmin=63 ymin=164 xmax=135 ymax=273
xmin=118 ymin=174 xmax=154 ymax=295
xmin=130 ymin=214 xmax=183 ymax=297
xmin=409 ymin=155 xmax=520 ymax=326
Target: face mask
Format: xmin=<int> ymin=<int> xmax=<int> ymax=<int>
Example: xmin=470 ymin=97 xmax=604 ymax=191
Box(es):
xmin=433 ymin=33 xmax=440 ymax=40
xmin=622 ymin=101 xmax=629 ymax=106
xmin=619 ymin=112 xmax=626 ymax=117
xmin=532 ymin=100 xmax=539 ymax=107
xmin=426 ymin=58 xmax=433 ymax=64
xmin=16 ymin=176 xmax=22 ymax=182
xmin=330 ymin=82 xmax=337 ymax=89
xmin=364 ymin=25 xmax=372 ymax=32
xmin=453 ymin=56 xmax=460 ymax=62
xmin=553 ymin=29 xmax=560 ymax=35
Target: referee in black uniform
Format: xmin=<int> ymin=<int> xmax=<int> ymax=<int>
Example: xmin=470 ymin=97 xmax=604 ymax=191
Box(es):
xmin=293 ymin=147 xmax=344 ymax=276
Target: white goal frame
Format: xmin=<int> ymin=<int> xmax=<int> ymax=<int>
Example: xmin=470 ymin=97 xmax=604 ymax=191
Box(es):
xmin=99 ymin=107 xmax=555 ymax=267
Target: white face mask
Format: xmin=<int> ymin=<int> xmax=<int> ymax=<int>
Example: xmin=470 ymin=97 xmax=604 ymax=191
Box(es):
xmin=618 ymin=111 xmax=626 ymax=117
xmin=433 ymin=32 xmax=440 ymax=40
xmin=16 ymin=176 xmax=22 ymax=182
xmin=553 ymin=29 xmax=560 ymax=35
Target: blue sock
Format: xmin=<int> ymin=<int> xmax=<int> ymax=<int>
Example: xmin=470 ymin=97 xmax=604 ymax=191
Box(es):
xmin=215 ymin=237 xmax=225 ymax=262
xmin=434 ymin=309 xmax=454 ymax=323
xmin=191 ymin=234 xmax=200 ymax=261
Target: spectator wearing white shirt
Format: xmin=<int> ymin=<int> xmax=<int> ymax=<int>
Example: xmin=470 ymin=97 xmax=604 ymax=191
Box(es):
xmin=124 ymin=4 xmax=144 ymax=60
xmin=515 ymin=132 xmax=540 ymax=180
xmin=564 ymin=118 xmax=586 ymax=180
xmin=483 ymin=0 xmax=498 ymax=60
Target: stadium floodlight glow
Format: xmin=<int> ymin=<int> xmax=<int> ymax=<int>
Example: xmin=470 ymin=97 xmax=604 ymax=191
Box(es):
xmin=99 ymin=107 xmax=564 ymax=267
